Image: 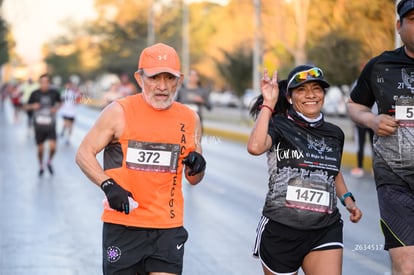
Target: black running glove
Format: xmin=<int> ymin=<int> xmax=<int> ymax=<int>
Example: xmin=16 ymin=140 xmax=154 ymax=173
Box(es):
xmin=182 ymin=151 xmax=206 ymax=176
xmin=101 ymin=178 xmax=132 ymax=214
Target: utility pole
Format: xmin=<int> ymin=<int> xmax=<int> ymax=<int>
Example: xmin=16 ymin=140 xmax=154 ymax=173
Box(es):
xmin=253 ymin=0 xmax=262 ymax=94
xmin=147 ymin=0 xmax=155 ymax=46
xmin=182 ymin=0 xmax=190 ymax=81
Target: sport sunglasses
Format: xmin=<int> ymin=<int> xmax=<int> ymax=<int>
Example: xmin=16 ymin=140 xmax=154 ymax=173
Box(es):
xmin=287 ymin=67 xmax=324 ymax=89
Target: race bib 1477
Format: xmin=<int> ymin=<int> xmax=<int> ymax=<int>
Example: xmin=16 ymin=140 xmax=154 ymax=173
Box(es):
xmin=285 ymin=177 xmax=334 ymax=213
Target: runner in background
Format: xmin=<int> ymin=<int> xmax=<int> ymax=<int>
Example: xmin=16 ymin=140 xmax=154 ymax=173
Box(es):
xmin=177 ymin=68 xmax=211 ymax=128
xmin=26 ymin=74 xmax=62 ymax=176
xmin=19 ymin=78 xmax=39 ymax=136
xmin=117 ymin=72 xmax=138 ymax=97
xmin=0 ymin=83 xmax=7 ymax=112
xmin=9 ymin=81 xmax=23 ymax=123
xmin=60 ymin=80 xmax=81 ymax=145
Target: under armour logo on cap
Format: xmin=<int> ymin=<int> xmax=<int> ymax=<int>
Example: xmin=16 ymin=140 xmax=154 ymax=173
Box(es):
xmin=158 ymin=54 xmax=167 ymax=61
xmin=138 ymin=43 xmax=181 ymax=77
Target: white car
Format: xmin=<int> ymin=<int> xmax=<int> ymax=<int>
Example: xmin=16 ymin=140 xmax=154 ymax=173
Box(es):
xmin=209 ymin=91 xmax=241 ymax=108
xmin=322 ymin=86 xmax=347 ymax=117
xmin=242 ymin=89 xmax=260 ymax=109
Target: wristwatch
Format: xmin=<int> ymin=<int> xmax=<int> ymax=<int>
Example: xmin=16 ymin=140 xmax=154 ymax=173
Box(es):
xmin=340 ymin=192 xmax=355 ymax=206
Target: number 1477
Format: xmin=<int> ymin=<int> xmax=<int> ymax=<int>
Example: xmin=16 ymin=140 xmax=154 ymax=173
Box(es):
xmin=295 ymin=189 xmax=323 ymax=203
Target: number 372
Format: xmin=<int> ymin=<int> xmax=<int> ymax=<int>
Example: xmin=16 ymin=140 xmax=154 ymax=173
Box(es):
xmin=137 ymin=151 xmax=160 ymax=163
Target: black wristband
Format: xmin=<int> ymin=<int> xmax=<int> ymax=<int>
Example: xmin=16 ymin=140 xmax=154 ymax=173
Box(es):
xmin=340 ymin=192 xmax=355 ymax=206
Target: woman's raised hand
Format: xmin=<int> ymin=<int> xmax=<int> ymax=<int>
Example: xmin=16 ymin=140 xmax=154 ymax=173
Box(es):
xmin=261 ymin=68 xmax=279 ymax=107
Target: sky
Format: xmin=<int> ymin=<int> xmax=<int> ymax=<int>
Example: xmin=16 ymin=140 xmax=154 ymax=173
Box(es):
xmin=3 ymin=0 xmax=97 ymax=65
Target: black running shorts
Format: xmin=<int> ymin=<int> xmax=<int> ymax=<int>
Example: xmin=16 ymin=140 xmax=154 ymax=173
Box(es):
xmin=253 ymin=216 xmax=343 ymax=274
xmin=62 ymin=116 xmax=75 ymax=122
xmin=34 ymin=126 xmax=57 ymax=144
xmin=377 ymin=184 xmax=414 ymax=250
xmin=102 ymin=223 xmax=188 ymax=275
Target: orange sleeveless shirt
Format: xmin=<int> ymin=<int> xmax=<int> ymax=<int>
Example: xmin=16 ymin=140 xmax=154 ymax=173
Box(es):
xmin=102 ymin=94 xmax=197 ymax=228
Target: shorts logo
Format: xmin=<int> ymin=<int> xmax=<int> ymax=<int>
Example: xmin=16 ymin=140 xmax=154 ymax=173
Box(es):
xmin=107 ymin=246 xmax=121 ymax=263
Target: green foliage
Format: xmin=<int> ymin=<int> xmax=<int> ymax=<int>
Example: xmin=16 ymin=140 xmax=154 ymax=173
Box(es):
xmin=188 ymin=2 xmax=222 ymax=65
xmin=95 ymin=20 xmax=148 ymax=75
xmin=308 ymin=32 xmax=363 ymax=86
xmin=290 ymin=0 xmax=395 ymax=86
xmin=215 ymin=46 xmax=253 ymax=97
xmin=37 ymin=0 xmax=396 ymax=89
xmin=45 ymin=50 xmax=81 ymax=83
xmin=156 ymin=0 xmax=183 ymax=49
xmin=0 ymin=17 xmax=9 ymax=66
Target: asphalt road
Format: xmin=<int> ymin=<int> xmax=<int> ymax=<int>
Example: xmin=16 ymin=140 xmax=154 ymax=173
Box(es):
xmin=0 ymin=102 xmax=391 ymax=275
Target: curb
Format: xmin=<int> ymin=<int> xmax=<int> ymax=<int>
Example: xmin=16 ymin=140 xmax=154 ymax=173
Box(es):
xmin=203 ymin=126 xmax=373 ymax=171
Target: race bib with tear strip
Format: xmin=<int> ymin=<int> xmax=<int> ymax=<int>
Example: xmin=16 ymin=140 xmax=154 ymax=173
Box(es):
xmin=35 ymin=109 xmax=53 ymax=125
xmin=285 ymin=177 xmax=334 ymax=213
xmin=35 ymin=115 xmax=52 ymax=125
xmin=395 ymin=98 xmax=414 ymax=127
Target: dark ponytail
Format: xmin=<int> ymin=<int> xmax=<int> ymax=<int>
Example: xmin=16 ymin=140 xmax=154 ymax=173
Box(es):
xmin=249 ymin=79 xmax=290 ymax=120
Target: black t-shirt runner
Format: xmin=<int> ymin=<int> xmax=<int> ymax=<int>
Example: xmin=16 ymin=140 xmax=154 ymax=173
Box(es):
xmin=263 ymin=114 xmax=344 ymax=230
xmin=28 ymin=89 xmax=61 ymax=130
xmin=350 ymin=46 xmax=414 ymax=191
